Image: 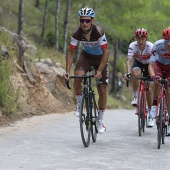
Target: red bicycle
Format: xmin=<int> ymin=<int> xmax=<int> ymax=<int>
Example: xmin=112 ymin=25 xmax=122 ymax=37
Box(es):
xmin=155 ymin=76 xmax=169 ymax=149
xmin=127 ymin=76 xmax=150 ymax=136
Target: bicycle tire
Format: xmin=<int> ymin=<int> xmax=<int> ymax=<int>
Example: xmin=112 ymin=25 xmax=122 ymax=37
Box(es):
xmin=157 ymin=98 xmax=163 ymax=149
xmin=91 ymin=93 xmax=98 ymax=142
xmin=79 ymin=94 xmax=90 ymax=147
xmin=162 ymin=93 xmax=168 ymax=144
xmin=138 ymin=92 xmax=144 ymax=136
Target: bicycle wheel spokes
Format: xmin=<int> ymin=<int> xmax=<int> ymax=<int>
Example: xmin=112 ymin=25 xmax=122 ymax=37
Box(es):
xmin=157 ymin=98 xmax=163 ymax=149
xmin=79 ymin=95 xmax=90 ymax=147
xmin=91 ymin=94 xmax=98 ymax=143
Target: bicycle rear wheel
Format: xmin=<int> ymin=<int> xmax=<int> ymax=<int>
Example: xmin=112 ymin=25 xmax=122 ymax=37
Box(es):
xmin=79 ymin=94 xmax=90 ymax=147
xmin=91 ymin=93 xmax=98 ymax=142
xmin=157 ymin=98 xmax=163 ymax=149
xmin=138 ymin=92 xmax=145 ymax=136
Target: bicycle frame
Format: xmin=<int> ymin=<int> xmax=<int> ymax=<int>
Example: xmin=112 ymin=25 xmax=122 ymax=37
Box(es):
xmin=136 ymin=78 xmax=149 ymax=118
xmin=156 ymin=78 xmax=169 ymax=149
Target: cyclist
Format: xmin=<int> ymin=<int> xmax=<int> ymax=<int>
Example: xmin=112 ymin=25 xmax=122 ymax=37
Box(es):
xmin=149 ymin=27 xmax=170 ymax=134
xmin=124 ymin=28 xmax=155 ymax=127
xmin=64 ymin=7 xmax=109 ymax=134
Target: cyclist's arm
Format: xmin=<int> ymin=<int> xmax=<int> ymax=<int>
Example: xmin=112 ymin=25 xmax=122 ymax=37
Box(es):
xmin=97 ymin=47 xmax=109 ymax=73
xmin=126 ymin=57 xmax=133 ymax=73
xmin=66 ymin=48 xmax=75 ymax=74
xmin=148 ymin=62 xmax=155 ymax=77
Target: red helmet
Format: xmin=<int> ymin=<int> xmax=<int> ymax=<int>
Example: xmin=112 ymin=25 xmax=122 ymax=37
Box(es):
xmin=134 ymin=28 xmax=148 ymax=38
xmin=162 ymin=27 xmax=170 ymax=40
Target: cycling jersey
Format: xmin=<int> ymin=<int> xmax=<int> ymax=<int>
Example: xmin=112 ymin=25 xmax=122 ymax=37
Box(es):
xmin=127 ymin=41 xmax=153 ymax=64
xmin=150 ymin=39 xmax=170 ymax=65
xmin=70 ymin=24 xmax=108 ymax=55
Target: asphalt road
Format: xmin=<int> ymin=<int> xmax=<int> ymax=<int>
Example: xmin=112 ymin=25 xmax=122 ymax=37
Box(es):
xmin=0 ymin=109 xmax=170 ymax=170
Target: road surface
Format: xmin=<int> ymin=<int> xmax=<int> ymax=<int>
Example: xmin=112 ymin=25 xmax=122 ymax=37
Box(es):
xmin=0 ymin=109 xmax=170 ymax=170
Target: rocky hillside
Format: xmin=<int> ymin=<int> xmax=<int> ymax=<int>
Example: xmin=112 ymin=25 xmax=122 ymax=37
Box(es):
xmin=0 ymin=27 xmax=75 ymax=126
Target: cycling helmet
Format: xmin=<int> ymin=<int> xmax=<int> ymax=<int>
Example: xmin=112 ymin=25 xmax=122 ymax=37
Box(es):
xmin=134 ymin=28 xmax=148 ymax=38
xmin=162 ymin=27 xmax=170 ymax=40
xmin=78 ymin=7 xmax=95 ymax=18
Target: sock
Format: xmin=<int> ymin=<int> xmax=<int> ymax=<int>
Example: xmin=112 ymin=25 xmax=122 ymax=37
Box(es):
xmin=76 ymin=93 xmax=82 ymax=104
xmin=98 ymin=108 xmax=105 ymax=120
xmin=132 ymin=91 xmax=138 ymax=98
xmin=152 ymin=98 xmax=157 ymax=106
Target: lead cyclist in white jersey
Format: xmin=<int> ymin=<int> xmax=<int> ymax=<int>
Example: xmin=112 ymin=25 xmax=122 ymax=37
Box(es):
xmin=64 ymin=7 xmax=109 ymax=134
xmin=124 ymin=28 xmax=155 ymax=127
xmin=149 ymin=27 xmax=170 ymax=134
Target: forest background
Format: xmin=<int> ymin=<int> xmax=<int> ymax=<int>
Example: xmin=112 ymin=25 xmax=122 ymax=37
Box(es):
xmin=0 ymin=0 xmax=170 ymax=120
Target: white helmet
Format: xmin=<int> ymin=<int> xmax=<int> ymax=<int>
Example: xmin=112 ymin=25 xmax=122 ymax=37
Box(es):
xmin=78 ymin=7 xmax=95 ymax=18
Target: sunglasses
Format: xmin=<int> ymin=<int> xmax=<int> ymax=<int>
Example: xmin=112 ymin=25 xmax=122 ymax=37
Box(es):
xmin=80 ymin=19 xmax=92 ymax=23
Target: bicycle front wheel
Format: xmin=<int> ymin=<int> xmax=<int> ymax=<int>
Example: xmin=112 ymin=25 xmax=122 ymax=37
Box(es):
xmin=157 ymin=98 xmax=163 ymax=149
xmin=91 ymin=93 xmax=98 ymax=143
xmin=79 ymin=94 xmax=90 ymax=147
xmin=138 ymin=92 xmax=145 ymax=136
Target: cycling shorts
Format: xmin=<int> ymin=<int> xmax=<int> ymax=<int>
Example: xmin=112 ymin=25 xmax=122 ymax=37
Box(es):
xmin=75 ymin=50 xmax=109 ymax=85
xmin=154 ymin=61 xmax=170 ymax=79
xmin=132 ymin=59 xmax=150 ymax=77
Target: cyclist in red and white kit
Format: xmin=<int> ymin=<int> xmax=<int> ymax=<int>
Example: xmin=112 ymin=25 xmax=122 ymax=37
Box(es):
xmin=149 ymin=27 xmax=170 ymax=134
xmin=125 ymin=28 xmax=155 ymax=127
xmin=64 ymin=7 xmax=109 ymax=134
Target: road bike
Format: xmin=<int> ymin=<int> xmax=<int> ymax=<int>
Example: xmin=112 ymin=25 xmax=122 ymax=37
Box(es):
xmin=65 ymin=67 xmax=100 ymax=147
xmin=127 ymin=76 xmax=150 ymax=136
xmin=155 ymin=73 xmax=169 ymax=149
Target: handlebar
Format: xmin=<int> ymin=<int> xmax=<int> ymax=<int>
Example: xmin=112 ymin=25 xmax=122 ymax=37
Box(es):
xmin=126 ymin=76 xmax=151 ymax=88
xmin=65 ymin=75 xmax=101 ymax=90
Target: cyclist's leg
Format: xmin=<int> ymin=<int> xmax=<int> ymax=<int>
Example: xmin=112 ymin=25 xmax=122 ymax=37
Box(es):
xmin=131 ymin=60 xmax=142 ymax=106
xmin=150 ymin=61 xmax=162 ymax=119
xmin=73 ymin=51 xmax=91 ymax=116
xmin=93 ymin=60 xmax=109 ymax=134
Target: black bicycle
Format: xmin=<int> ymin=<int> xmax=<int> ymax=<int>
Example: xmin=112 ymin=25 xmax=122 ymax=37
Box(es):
xmin=65 ymin=67 xmax=100 ymax=147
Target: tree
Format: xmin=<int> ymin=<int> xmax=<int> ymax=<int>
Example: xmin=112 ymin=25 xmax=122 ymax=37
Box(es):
xmin=63 ymin=0 xmax=71 ymax=55
xmin=35 ymin=0 xmax=40 ymax=8
xmin=18 ymin=0 xmax=24 ymax=36
xmin=41 ymin=0 xmax=49 ymax=40
xmin=55 ymin=0 xmax=60 ymax=50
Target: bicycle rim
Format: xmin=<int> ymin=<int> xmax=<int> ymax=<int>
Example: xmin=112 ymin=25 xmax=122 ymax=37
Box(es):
xmin=138 ymin=92 xmax=144 ymax=136
xmin=162 ymin=94 xmax=167 ymax=144
xmin=157 ymin=98 xmax=163 ymax=149
xmin=79 ymin=94 xmax=90 ymax=147
xmin=91 ymin=94 xmax=98 ymax=143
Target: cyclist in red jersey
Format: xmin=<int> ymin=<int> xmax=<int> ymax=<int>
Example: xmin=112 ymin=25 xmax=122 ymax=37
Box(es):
xmin=125 ymin=28 xmax=155 ymax=127
xmin=64 ymin=7 xmax=109 ymax=134
xmin=149 ymin=27 xmax=170 ymax=134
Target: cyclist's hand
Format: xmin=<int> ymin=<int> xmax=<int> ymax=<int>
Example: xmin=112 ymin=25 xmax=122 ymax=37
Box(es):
xmin=124 ymin=73 xmax=131 ymax=80
xmin=95 ymin=71 xmax=102 ymax=79
xmin=63 ymin=73 xmax=70 ymax=81
xmin=152 ymin=75 xmax=161 ymax=82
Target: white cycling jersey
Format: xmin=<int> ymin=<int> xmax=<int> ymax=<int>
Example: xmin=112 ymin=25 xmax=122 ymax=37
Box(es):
xmin=150 ymin=39 xmax=170 ymax=65
xmin=127 ymin=41 xmax=153 ymax=64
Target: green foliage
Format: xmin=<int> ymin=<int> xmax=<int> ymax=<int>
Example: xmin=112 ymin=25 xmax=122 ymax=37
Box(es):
xmin=0 ymin=32 xmax=19 ymax=114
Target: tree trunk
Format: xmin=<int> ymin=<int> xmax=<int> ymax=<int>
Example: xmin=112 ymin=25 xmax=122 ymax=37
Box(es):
xmin=18 ymin=0 xmax=24 ymax=36
xmin=63 ymin=0 xmax=71 ymax=55
xmin=110 ymin=39 xmax=118 ymax=96
xmin=55 ymin=0 xmax=60 ymax=50
xmin=35 ymin=0 xmax=39 ymax=8
xmin=41 ymin=0 xmax=48 ymax=40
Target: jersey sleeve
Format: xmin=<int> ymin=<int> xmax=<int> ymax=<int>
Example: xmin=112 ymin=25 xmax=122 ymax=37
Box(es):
xmin=127 ymin=43 xmax=134 ymax=58
xmin=70 ymin=36 xmax=78 ymax=50
xmin=98 ymin=34 xmax=108 ymax=49
xmin=150 ymin=43 xmax=157 ymax=63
